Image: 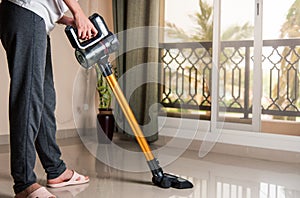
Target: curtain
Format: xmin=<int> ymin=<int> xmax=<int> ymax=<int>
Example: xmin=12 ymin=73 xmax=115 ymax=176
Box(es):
xmin=112 ymin=0 xmax=160 ymax=142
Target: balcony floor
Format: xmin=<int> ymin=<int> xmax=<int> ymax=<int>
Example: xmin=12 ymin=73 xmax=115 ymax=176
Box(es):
xmin=0 ymin=134 xmax=300 ymax=198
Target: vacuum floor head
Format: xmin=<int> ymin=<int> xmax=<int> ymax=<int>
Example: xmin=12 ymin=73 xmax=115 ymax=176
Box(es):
xmin=152 ymin=173 xmax=193 ymax=189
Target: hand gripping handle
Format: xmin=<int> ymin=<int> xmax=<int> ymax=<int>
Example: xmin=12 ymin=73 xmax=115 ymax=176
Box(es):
xmin=65 ymin=13 xmax=112 ymax=50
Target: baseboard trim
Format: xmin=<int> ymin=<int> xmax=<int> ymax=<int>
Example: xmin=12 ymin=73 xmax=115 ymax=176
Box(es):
xmin=0 ymin=134 xmax=9 ymax=145
xmin=158 ymin=116 xmax=300 ymax=153
xmin=154 ymin=135 xmax=300 ymax=164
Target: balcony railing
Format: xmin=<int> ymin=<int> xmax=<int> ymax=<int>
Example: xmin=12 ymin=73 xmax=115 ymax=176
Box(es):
xmin=159 ymin=39 xmax=300 ymax=119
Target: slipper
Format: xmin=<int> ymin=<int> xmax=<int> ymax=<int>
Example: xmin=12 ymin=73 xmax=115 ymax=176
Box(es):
xmin=47 ymin=171 xmax=89 ymax=188
xmin=27 ymin=187 xmax=56 ymax=198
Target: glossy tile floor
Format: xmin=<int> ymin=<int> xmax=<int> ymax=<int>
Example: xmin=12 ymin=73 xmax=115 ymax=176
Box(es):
xmin=0 ymin=135 xmax=300 ymax=198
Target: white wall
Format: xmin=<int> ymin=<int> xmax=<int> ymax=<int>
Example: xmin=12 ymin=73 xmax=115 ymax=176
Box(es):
xmin=0 ymin=45 xmax=9 ymax=135
xmin=0 ymin=0 xmax=113 ymax=136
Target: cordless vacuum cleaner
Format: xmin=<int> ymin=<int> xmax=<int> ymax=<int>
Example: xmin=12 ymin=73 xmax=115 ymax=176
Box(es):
xmin=65 ymin=13 xmax=193 ymax=189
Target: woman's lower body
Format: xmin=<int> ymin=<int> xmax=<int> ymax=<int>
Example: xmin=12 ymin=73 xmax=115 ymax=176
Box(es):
xmin=0 ymin=0 xmax=66 ymax=194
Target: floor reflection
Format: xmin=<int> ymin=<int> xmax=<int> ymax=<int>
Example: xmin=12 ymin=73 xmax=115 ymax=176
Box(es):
xmin=0 ymin=136 xmax=299 ymax=198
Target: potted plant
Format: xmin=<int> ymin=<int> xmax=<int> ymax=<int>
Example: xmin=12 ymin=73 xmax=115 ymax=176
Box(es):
xmin=95 ymin=64 xmax=114 ymax=143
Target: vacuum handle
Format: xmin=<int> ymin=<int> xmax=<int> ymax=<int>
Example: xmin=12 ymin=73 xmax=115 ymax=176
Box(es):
xmin=65 ymin=13 xmax=112 ymax=50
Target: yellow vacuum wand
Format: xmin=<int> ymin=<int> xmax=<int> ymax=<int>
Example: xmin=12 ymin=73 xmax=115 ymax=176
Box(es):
xmin=95 ymin=61 xmax=193 ymax=189
xmin=105 ymin=72 xmax=154 ymax=161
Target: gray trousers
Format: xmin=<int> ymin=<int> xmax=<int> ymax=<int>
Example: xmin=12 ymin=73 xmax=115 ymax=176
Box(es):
xmin=0 ymin=1 xmax=66 ymax=193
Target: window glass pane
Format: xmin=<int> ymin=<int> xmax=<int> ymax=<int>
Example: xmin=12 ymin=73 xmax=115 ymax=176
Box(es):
xmin=219 ymin=0 xmax=254 ymax=126
xmin=221 ymin=0 xmax=254 ymax=41
xmin=262 ymin=0 xmax=300 ymax=134
xmin=164 ymin=0 xmax=213 ymax=42
xmin=161 ymin=0 xmax=214 ymax=120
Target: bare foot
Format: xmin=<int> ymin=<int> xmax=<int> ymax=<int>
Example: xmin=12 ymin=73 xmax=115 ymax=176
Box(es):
xmin=47 ymin=169 xmax=89 ymax=185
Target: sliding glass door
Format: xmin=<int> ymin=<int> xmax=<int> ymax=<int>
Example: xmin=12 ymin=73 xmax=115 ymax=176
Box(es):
xmin=161 ymin=0 xmax=299 ymax=135
xmin=261 ymin=0 xmax=300 ymax=135
xmin=211 ymin=0 xmax=261 ymax=132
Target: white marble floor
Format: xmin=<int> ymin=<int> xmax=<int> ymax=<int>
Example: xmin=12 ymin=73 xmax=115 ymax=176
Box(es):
xmin=0 ymin=135 xmax=300 ymax=198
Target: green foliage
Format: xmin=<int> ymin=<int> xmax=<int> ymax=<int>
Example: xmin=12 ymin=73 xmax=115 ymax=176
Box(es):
xmin=276 ymin=0 xmax=300 ymax=120
xmin=95 ymin=64 xmax=112 ymax=109
xmin=165 ymin=0 xmax=253 ymax=42
xmin=222 ymin=22 xmax=254 ymax=41
xmin=280 ymin=0 xmax=300 ymax=38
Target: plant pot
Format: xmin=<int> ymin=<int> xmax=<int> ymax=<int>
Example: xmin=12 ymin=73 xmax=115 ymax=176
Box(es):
xmin=97 ymin=108 xmax=114 ymax=144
